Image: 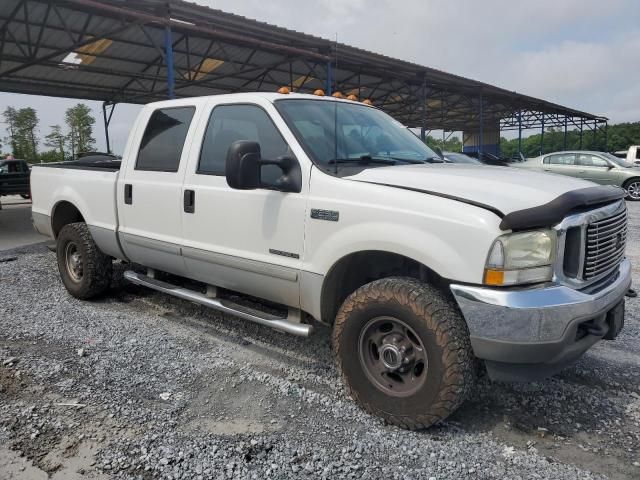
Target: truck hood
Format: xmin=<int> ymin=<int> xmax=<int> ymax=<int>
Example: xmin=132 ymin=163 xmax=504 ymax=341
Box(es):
xmin=348 ymin=164 xmax=598 ymax=216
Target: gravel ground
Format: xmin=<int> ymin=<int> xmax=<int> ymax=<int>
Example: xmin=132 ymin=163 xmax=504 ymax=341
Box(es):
xmin=1 ymin=205 xmax=639 ymax=479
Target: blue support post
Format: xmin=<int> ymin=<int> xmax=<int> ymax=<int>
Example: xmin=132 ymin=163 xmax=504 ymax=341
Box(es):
xmin=325 ymin=61 xmax=332 ymax=95
xmin=164 ymin=26 xmax=175 ymax=99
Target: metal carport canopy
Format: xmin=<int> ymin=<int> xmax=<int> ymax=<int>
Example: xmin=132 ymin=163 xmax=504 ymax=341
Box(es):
xmin=0 ymin=0 xmax=607 ymax=134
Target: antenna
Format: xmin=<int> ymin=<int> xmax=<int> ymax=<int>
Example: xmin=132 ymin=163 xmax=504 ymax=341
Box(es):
xmin=333 ymin=32 xmax=339 ymax=176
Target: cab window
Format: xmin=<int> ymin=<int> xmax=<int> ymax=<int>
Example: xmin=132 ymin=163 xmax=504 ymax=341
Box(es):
xmin=197 ymin=104 xmax=290 ymax=185
xmin=135 ymin=107 xmax=195 ymax=172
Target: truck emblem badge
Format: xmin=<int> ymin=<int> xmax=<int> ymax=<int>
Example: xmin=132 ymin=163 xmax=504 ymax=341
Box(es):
xmin=311 ymin=209 xmax=339 ymax=222
xmin=269 ymin=249 xmax=300 ymax=259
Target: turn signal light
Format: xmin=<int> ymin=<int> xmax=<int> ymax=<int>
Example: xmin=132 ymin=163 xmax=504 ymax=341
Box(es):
xmin=313 ymin=89 xmax=325 ymax=96
xmin=483 ymin=269 xmax=505 ymax=286
xmin=277 ymin=86 xmax=291 ymax=94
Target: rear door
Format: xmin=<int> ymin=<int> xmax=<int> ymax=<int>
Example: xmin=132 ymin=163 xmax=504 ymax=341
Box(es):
xmin=118 ymin=104 xmax=199 ymax=276
xmin=543 ymin=153 xmax=578 ymax=178
xmin=575 ymin=153 xmax=615 ymax=184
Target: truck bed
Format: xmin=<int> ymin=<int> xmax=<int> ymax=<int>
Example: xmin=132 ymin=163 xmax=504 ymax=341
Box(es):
xmin=31 ymin=161 xmax=122 ymax=258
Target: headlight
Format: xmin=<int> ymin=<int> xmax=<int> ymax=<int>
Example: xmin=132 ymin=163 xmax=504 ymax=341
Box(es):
xmin=484 ymin=230 xmax=556 ymax=286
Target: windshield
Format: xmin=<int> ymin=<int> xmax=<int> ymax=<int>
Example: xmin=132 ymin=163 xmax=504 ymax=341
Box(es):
xmin=602 ymin=152 xmax=634 ymax=167
xmin=275 ymin=99 xmax=440 ymax=174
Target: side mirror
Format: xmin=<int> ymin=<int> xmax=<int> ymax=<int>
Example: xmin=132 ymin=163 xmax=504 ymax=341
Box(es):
xmin=225 ymin=140 xmax=261 ymax=190
xmin=225 ymin=140 xmax=302 ymax=193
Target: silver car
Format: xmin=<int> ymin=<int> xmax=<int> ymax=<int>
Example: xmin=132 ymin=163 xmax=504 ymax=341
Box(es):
xmin=516 ymin=151 xmax=640 ymax=200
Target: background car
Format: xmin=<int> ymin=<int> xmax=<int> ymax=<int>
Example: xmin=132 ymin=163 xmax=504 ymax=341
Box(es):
xmin=464 ymin=151 xmax=511 ymax=166
xmin=0 ymin=159 xmax=31 ymax=199
xmin=442 ymin=151 xmax=482 ymax=164
xmin=516 ymin=150 xmax=640 ymax=200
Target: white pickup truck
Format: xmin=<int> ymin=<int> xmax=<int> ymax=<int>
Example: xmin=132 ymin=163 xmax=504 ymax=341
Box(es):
xmin=31 ymin=92 xmax=630 ymax=429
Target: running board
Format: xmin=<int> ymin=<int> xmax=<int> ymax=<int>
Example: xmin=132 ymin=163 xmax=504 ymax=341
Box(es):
xmin=123 ymin=270 xmax=313 ymax=337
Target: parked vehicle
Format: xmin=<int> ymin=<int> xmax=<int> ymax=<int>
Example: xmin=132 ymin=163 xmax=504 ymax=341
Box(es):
xmin=31 ymin=93 xmax=630 ymax=429
xmin=0 ymin=159 xmax=31 ymax=199
xmin=516 ymin=150 xmax=640 ymax=200
xmin=465 ymin=151 xmax=510 ymax=166
xmin=612 ymin=146 xmax=640 ymax=164
xmin=442 ymin=151 xmax=482 ymax=164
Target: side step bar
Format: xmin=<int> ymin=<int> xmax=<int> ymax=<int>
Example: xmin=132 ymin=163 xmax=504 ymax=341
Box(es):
xmin=123 ymin=270 xmax=313 ymax=337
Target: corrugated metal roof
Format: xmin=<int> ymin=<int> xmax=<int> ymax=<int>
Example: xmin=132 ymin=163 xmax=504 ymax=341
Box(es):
xmin=0 ymin=0 xmax=607 ymax=131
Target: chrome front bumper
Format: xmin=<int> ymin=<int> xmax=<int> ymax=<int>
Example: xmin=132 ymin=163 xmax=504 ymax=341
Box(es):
xmin=450 ymin=258 xmax=631 ymax=380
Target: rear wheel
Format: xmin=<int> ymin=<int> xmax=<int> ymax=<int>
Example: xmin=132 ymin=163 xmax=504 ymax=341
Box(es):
xmin=332 ymin=277 xmax=476 ymax=429
xmin=624 ymin=179 xmax=640 ymax=201
xmin=56 ymin=222 xmax=112 ymax=299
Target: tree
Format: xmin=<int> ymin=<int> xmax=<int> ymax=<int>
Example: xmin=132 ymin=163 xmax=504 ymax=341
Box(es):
xmin=15 ymin=107 xmax=39 ymax=159
xmin=2 ymin=107 xmax=39 ymax=159
xmin=65 ymin=104 xmax=95 ymax=157
xmin=3 ymin=106 xmax=18 ymax=155
xmin=44 ymin=124 xmax=66 ymax=162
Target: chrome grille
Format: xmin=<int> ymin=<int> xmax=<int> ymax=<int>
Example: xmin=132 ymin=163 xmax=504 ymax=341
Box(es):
xmin=583 ymin=206 xmax=627 ymax=280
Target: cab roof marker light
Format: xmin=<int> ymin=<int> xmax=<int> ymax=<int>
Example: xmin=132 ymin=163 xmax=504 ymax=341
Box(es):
xmin=362 ymin=99 xmax=373 ymax=105
xmin=277 ymin=86 xmax=290 ymax=94
xmin=313 ymin=89 xmax=325 ymax=96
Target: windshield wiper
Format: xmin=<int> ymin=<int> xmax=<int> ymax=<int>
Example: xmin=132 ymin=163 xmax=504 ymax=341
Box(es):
xmin=327 ymin=155 xmax=398 ymax=165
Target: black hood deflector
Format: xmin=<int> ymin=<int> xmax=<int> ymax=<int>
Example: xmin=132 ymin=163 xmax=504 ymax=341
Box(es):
xmin=499 ymin=185 xmax=625 ymax=231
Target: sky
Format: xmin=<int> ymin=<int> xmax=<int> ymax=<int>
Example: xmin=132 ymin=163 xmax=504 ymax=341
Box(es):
xmin=1 ymin=0 xmax=639 ymax=154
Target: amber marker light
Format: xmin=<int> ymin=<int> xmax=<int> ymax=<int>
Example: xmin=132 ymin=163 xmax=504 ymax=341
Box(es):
xmin=277 ymin=86 xmax=291 ymax=94
xmin=483 ymin=269 xmax=505 ymax=286
xmin=313 ymin=89 xmax=325 ymax=96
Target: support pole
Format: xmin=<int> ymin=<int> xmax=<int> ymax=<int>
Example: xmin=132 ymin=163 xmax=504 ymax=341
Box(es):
xmin=102 ymin=102 xmax=111 ymax=154
xmin=164 ymin=25 xmax=175 ymax=99
xmin=563 ymin=115 xmax=568 ymax=150
xmin=517 ymin=109 xmax=522 ymax=155
xmin=325 ymin=61 xmax=332 ymax=95
xmin=540 ymin=113 xmax=545 ymax=155
xmin=479 ymin=92 xmax=484 ymax=158
xmin=604 ymin=121 xmax=608 ymax=151
xmin=579 ymin=118 xmax=583 ymax=150
xmin=593 ymin=120 xmax=597 ymax=149
xmin=420 ymin=78 xmax=427 ymax=141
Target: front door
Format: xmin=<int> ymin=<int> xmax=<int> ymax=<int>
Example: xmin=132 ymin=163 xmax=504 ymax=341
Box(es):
xmin=575 ymin=153 xmax=616 ymax=184
xmin=180 ymin=100 xmax=307 ymax=308
xmin=118 ymin=104 xmax=199 ymax=276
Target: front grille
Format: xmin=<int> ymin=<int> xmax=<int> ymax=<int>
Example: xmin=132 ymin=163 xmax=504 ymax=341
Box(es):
xmin=583 ymin=207 xmax=627 ymax=280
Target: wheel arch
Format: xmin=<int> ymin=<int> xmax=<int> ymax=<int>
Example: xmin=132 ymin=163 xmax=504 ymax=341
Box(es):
xmin=318 ymin=250 xmax=448 ymax=325
xmin=51 ymin=200 xmax=86 ymax=239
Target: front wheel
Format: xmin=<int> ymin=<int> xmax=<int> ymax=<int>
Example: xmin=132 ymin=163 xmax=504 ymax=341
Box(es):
xmin=56 ymin=222 xmax=113 ymax=299
xmin=332 ymin=277 xmax=476 ymax=429
xmin=624 ymin=179 xmax=640 ymax=201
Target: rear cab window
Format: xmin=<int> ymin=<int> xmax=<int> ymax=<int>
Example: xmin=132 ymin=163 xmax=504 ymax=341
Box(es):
xmin=135 ymin=107 xmax=196 ymax=172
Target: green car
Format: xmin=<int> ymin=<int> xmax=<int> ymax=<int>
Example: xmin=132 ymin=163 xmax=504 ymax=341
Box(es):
xmin=516 ymin=151 xmax=640 ymax=200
